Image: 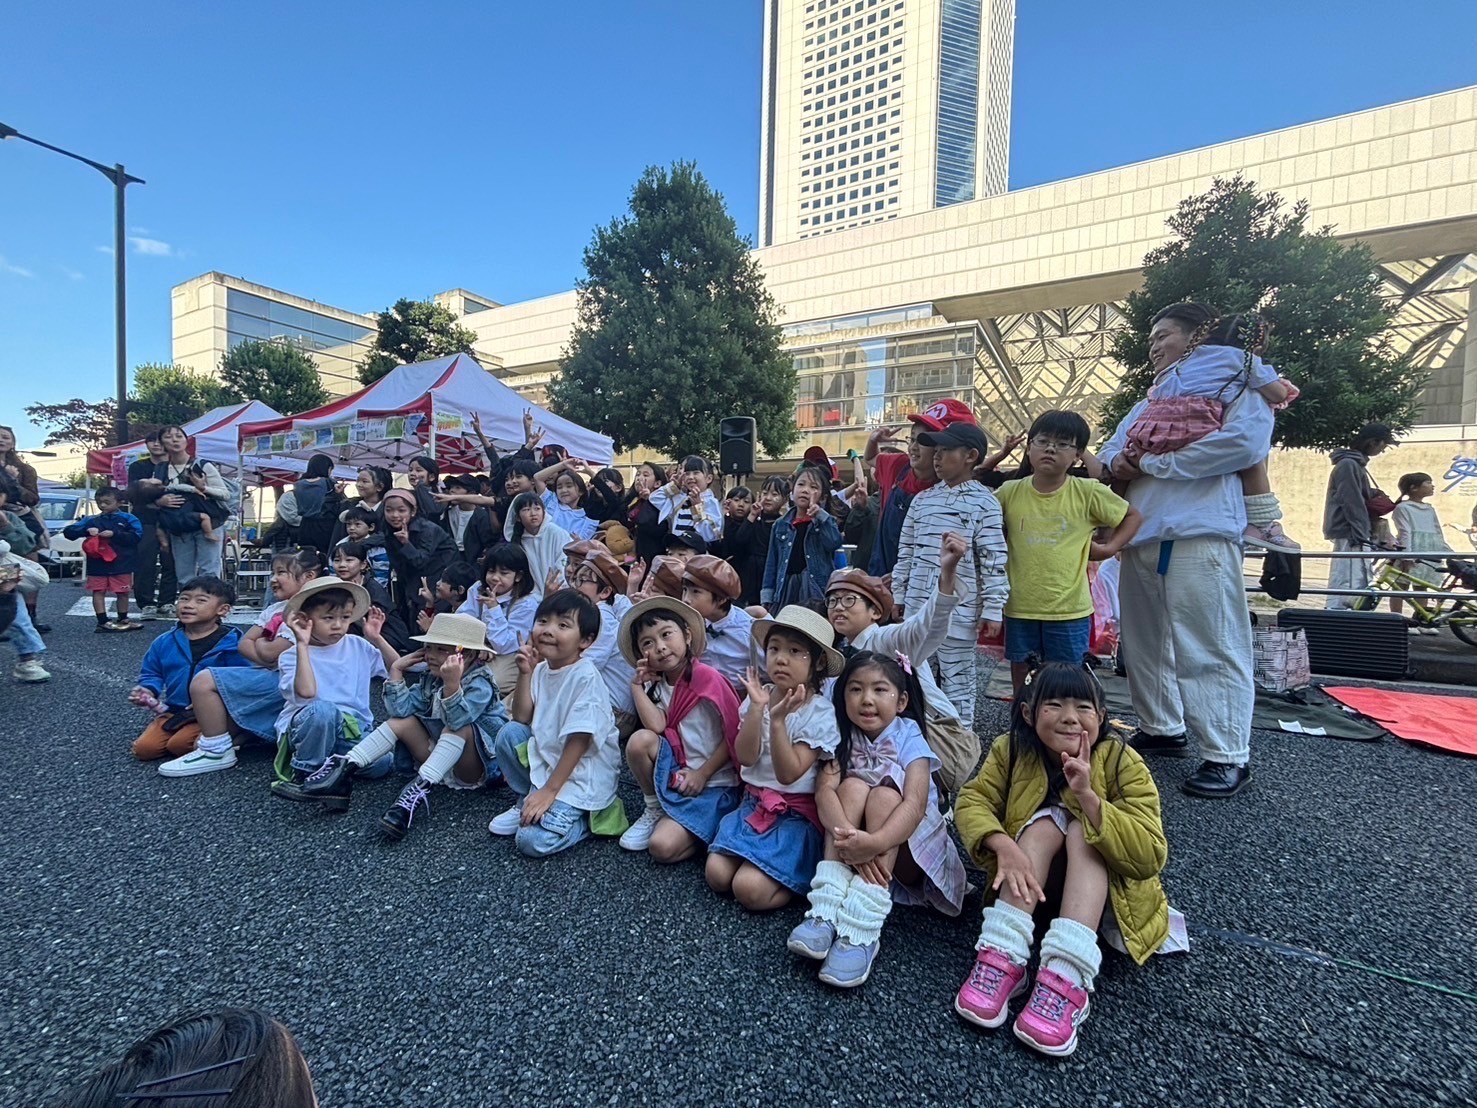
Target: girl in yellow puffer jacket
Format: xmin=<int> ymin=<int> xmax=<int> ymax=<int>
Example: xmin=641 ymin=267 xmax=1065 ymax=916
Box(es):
xmin=952 ymin=662 xmax=1169 ymax=1057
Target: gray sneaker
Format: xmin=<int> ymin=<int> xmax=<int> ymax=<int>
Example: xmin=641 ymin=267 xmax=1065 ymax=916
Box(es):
xmin=786 ymin=916 xmax=837 ymax=961
xmin=818 ymin=938 xmax=880 ymax=988
xmin=139 ymin=605 xmax=160 ymax=620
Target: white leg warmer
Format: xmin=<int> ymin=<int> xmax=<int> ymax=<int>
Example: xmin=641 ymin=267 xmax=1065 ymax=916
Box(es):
xmin=1244 ymin=492 xmax=1282 ymax=525
xmin=804 ymin=859 xmax=854 ymax=924
xmin=347 ymin=721 xmax=397 ymax=768
xmin=1039 ymin=917 xmax=1102 ymax=991
xmin=416 ymin=732 xmax=467 ymax=785
xmin=976 ymin=900 xmax=1034 ymax=965
xmin=834 ymin=877 xmax=894 ymax=946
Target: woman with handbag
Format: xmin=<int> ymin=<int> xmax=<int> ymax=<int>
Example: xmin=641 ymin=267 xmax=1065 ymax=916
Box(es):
xmin=1322 ymin=422 xmax=1398 ymax=610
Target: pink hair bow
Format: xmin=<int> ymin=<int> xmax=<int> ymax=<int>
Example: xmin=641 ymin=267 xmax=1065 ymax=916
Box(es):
xmin=895 ymin=652 xmax=912 ymax=676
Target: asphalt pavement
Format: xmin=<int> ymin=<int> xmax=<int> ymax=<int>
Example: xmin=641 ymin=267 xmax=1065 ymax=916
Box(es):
xmin=5 ymin=582 xmax=1476 ymax=1107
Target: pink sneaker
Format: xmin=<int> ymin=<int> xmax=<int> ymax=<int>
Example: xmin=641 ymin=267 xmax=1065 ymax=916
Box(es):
xmin=953 ymin=947 xmax=1028 ymax=1029
xmin=1013 ymin=968 xmax=1091 ymax=1057
xmin=1243 ymin=520 xmax=1301 ymax=551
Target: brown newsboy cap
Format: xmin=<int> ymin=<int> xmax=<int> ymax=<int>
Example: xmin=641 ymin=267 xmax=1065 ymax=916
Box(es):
xmin=586 ymin=550 xmax=629 ymax=595
xmin=562 ymin=537 xmax=612 ymax=561
xmin=681 ymin=554 xmax=741 ymax=602
xmin=641 ymin=555 xmax=686 ymax=599
xmin=825 ymin=568 xmax=893 ymax=617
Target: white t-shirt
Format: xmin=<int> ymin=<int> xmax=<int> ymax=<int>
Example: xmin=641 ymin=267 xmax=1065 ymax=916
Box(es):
xmin=276 ymin=635 xmax=388 ymax=736
xmin=701 ymin=605 xmax=754 ymax=696
xmin=528 ymin=657 xmax=621 ymax=811
xmin=738 ymin=686 xmax=842 ymax=794
xmin=653 ymin=680 xmax=736 ymax=787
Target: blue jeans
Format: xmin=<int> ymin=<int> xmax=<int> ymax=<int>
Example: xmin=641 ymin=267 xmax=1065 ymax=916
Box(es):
xmin=284 ymin=701 xmax=391 ymax=777
xmin=170 ymin=531 xmax=224 ymax=584
xmin=492 ymin=720 xmax=591 ymax=857
xmin=1003 ymin=615 xmax=1093 ymax=664
xmin=7 ymin=599 xmax=46 ymax=658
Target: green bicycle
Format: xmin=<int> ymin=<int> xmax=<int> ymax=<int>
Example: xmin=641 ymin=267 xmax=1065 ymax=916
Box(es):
xmin=1352 ymin=527 xmax=1477 ymax=648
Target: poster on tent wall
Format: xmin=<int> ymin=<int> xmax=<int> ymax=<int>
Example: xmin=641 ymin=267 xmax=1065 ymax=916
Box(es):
xmin=238 ymin=414 xmax=422 ymax=460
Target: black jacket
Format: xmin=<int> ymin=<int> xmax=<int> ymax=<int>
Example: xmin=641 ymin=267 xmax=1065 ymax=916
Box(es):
xmin=385 ymin=516 xmax=458 ymax=624
xmin=461 ymin=506 xmax=502 ymax=570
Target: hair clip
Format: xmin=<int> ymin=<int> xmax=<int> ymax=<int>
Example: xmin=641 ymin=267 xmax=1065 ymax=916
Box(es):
xmin=123 ymin=1053 xmax=256 ymax=1102
xmin=894 ymin=651 xmax=912 ymax=676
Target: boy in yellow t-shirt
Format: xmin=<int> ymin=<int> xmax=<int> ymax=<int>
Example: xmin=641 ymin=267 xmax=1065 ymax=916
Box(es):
xmin=996 ymin=411 xmax=1142 ymax=693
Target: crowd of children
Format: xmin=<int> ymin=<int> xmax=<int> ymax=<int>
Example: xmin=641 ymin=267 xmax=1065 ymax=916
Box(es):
xmin=39 ymin=307 xmax=1364 ymax=1057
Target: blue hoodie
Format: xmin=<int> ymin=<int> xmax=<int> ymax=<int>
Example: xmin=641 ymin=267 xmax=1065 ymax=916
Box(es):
xmin=64 ymin=510 xmax=143 ymax=576
xmin=136 ymin=623 xmax=251 ymax=710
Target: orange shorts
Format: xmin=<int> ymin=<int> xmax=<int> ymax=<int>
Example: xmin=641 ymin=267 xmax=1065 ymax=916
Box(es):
xmin=132 ymin=716 xmax=201 ymax=760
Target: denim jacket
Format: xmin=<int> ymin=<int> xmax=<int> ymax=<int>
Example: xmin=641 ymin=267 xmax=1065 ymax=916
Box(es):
xmin=761 ymin=507 xmax=842 ymax=607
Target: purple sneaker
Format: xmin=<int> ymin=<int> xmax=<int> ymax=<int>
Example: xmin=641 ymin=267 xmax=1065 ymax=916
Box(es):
xmin=1013 ymin=968 xmax=1091 ymax=1057
xmin=954 ymin=947 xmax=1028 ymax=1029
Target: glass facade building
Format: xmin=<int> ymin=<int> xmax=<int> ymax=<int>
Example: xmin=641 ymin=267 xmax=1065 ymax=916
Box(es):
xmin=223 ymin=289 xmax=376 ymax=394
xmin=934 ymin=0 xmax=982 ymax=207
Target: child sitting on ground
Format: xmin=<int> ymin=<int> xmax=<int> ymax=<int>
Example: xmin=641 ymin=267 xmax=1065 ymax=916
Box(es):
xmin=288 ymin=612 xmax=510 ymax=840
xmin=565 ymin=551 xmax=638 ymax=737
xmin=995 ymin=411 xmax=1140 ymax=693
xmin=129 ymin=576 xmax=251 ymax=762
xmin=335 ymin=506 xmax=390 ymax=587
xmin=1122 ymin=308 xmax=1298 ymax=549
xmin=706 ymin=606 xmax=845 ymax=911
xmin=679 ymin=554 xmax=754 ymax=696
xmin=64 ymin=485 xmax=144 ymax=632
xmin=158 ymin=548 xmax=324 ymax=778
xmin=458 ymin=543 xmax=540 ymax=655
xmin=953 ymin=662 xmax=1171 ymax=1058
xmin=617 ymin=597 xmax=742 ymax=859
xmin=825 ymin=532 xmax=979 ymax=801
xmin=269 ymin=577 xmax=398 ymax=796
xmin=488 ymin=590 xmax=625 ymax=856
xmin=788 ymin=651 xmax=968 ymax=988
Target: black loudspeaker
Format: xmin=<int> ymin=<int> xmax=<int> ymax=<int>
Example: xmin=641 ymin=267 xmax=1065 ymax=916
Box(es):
xmin=719 ymin=416 xmax=757 ymax=476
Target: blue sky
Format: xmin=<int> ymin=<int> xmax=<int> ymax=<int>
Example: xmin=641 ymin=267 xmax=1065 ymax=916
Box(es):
xmin=3 ymin=0 xmax=1475 ymax=446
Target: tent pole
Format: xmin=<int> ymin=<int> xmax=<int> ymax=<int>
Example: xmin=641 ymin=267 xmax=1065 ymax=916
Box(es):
xmin=427 ymin=396 xmax=438 ymax=466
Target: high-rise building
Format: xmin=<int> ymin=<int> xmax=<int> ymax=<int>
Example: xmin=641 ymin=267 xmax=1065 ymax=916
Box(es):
xmin=758 ymin=0 xmax=1015 ymax=246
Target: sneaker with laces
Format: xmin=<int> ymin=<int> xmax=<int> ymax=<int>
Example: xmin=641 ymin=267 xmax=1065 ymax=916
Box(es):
xmin=954 ymin=947 xmax=1028 ymax=1029
xmin=786 ymin=917 xmax=837 ymax=961
xmin=159 ymin=746 xmax=237 ymax=777
xmin=140 ymin=605 xmax=160 ymax=620
xmin=1013 ymin=968 xmax=1091 ymax=1057
xmin=488 ymin=804 xmax=523 ymax=836
xmin=13 ymin=659 xmax=51 ymax=683
xmin=818 ymin=938 xmax=880 ymax=988
xmin=618 ymin=805 xmax=663 ymax=851
xmin=298 ymin=754 xmax=357 ymax=810
xmin=381 ymin=779 xmax=431 ymax=840
xmin=1243 ymin=520 xmax=1301 ymax=551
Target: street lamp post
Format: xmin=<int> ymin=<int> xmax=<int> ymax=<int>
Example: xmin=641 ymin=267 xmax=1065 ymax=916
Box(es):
xmin=0 ymin=123 xmax=144 ymax=447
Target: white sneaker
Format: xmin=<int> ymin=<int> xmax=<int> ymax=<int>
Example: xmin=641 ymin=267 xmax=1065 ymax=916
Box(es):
xmin=159 ymin=746 xmax=238 ymax=777
xmin=488 ymin=804 xmax=523 ymax=836
xmin=619 ymin=805 xmax=663 ymax=851
xmin=13 ymin=659 xmax=50 ymax=683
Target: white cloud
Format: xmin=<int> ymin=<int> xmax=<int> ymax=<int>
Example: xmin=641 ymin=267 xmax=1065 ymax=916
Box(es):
xmin=129 ymin=225 xmax=151 ymax=235
xmin=0 ymin=255 xmax=35 ymax=278
xmin=128 ymin=236 xmax=173 ymax=257
xmin=59 ymin=265 xmax=84 ymax=281
xmin=96 ymin=245 xmax=114 ymax=256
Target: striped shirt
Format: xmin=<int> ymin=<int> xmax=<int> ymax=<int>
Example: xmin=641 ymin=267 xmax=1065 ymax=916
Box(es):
xmin=892 ymin=479 xmax=1009 ymax=634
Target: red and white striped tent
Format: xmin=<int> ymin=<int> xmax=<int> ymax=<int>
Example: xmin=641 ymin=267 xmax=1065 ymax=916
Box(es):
xmin=235 ymin=354 xmax=612 ymax=474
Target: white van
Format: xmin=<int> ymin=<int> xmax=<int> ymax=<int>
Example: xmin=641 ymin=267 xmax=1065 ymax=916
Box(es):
xmin=35 ymin=489 xmax=96 ymax=576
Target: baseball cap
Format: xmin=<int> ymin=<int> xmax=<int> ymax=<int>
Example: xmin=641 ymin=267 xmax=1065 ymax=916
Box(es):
xmin=907 ymin=398 xmax=977 ymax=432
xmin=667 ymin=531 xmax=709 ymax=556
xmin=916 ymin=422 xmax=990 ymax=458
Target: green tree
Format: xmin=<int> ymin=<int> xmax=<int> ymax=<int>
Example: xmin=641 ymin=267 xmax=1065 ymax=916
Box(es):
xmin=219 ymin=338 xmax=329 ymax=414
xmin=128 ymin=363 xmax=236 ymax=433
xmin=63 ymin=470 xmax=90 ymax=489
xmin=1100 ymin=176 xmax=1424 ymax=451
xmin=358 ymin=298 xmax=479 ymax=385
xmin=548 ymin=162 xmax=797 ymax=459
xmin=23 ymin=398 xmax=118 ymax=448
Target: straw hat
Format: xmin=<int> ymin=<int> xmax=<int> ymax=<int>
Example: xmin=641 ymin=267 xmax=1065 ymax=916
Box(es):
xmin=618 ymin=596 xmax=707 ymax=667
xmin=284 ymin=576 xmax=370 ymax=620
xmin=825 ymin=568 xmax=893 ymax=617
xmin=411 ymin=612 xmax=494 ymax=654
xmin=750 ymin=604 xmax=846 ymax=677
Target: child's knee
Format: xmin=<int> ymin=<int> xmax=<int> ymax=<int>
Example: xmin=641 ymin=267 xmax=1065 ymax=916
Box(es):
xmin=704 ymin=853 xmax=737 ymax=894
xmin=627 ymin=729 xmax=659 ymax=757
xmin=164 ymin=725 xmax=200 ymax=757
xmin=836 ymin=776 xmax=871 ymax=807
xmin=732 ymin=865 xmax=789 ymax=911
xmin=647 ymin=820 xmax=695 ymax=864
xmin=131 ymin=722 xmax=170 ymax=761
xmin=189 ymin=668 xmax=216 ymax=697
xmin=863 ymin=784 xmax=903 ymax=826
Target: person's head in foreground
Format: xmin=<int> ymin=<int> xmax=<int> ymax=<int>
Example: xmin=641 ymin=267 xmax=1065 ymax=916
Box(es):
xmin=53 ymin=1006 xmax=317 ymax=1107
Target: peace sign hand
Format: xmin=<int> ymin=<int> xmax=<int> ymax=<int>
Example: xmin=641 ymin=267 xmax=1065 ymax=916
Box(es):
xmin=1061 ymin=731 xmax=1094 ymax=800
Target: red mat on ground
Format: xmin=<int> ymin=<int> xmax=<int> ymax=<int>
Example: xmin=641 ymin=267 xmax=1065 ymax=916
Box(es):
xmin=1324 ymin=686 xmax=1477 ymax=756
